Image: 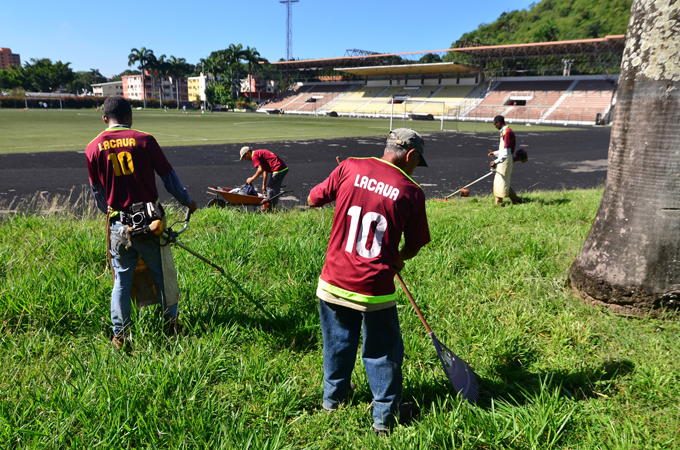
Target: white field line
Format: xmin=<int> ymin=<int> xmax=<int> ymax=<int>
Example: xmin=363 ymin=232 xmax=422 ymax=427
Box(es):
xmin=233 ymin=121 xmax=278 ymax=125
xmin=233 ymin=121 xmax=333 ymax=126
xmin=1 ymin=129 xmax=389 ymax=151
xmin=78 ymin=113 xmax=217 ymax=118
xmin=0 ymin=133 xmax=328 ymax=151
xmin=0 ymin=143 xmax=87 ymax=150
xmin=155 ymin=134 xmax=321 ymax=143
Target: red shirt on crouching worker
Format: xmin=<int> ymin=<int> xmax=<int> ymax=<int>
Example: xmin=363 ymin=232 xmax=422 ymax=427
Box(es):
xmin=240 ymin=147 xmax=289 ymax=209
xmin=307 ymin=128 xmax=431 ymax=434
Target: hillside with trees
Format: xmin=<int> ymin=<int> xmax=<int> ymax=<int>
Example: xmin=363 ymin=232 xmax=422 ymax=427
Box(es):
xmin=454 ymin=0 xmax=632 ymax=46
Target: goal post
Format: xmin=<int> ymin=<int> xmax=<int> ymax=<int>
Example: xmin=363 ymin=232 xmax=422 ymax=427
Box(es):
xmin=312 ymin=96 xmax=479 ymax=133
xmin=388 ymin=98 xmax=445 ymax=132
xmin=24 ymin=97 xmax=63 ymax=109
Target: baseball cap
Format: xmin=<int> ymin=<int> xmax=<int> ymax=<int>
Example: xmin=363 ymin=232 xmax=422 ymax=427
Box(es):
xmin=386 ymin=128 xmax=427 ymax=167
xmin=239 ymin=146 xmax=252 ymax=160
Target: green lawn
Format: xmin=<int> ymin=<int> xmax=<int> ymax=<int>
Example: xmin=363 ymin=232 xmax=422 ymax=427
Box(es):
xmin=1 ymin=190 xmax=678 ymax=449
xmin=0 ymin=109 xmax=566 ymax=154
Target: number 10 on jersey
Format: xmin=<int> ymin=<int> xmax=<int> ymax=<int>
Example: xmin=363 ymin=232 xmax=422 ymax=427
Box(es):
xmin=345 ymin=206 xmax=387 ymax=259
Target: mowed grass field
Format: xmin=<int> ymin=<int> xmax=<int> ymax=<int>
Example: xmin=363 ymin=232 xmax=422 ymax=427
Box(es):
xmin=0 ymin=108 xmax=565 ymax=154
xmin=1 ymin=190 xmax=679 ymax=449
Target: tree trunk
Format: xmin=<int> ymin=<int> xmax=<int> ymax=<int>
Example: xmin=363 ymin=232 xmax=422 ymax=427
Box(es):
xmin=569 ymin=0 xmax=680 ymax=317
xmin=142 ymin=68 xmax=147 ymax=109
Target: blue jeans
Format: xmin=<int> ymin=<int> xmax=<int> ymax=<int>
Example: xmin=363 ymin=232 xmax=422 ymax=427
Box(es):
xmin=318 ymin=299 xmax=404 ymax=430
xmin=109 ymin=222 xmax=178 ymax=336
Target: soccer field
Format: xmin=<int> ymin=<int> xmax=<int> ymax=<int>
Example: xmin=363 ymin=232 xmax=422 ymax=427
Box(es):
xmin=0 ymin=109 xmax=566 ymax=154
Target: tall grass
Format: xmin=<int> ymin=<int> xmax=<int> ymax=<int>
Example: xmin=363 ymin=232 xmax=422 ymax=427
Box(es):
xmin=1 ymin=189 xmax=678 ymax=449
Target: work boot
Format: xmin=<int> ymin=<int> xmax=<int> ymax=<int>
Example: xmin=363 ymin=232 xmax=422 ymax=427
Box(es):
xmin=111 ymin=334 xmax=129 ymax=350
xmin=398 ymin=402 xmax=419 ymax=426
xmin=166 ymin=318 xmax=181 ymax=336
xmin=495 ymin=197 xmax=504 ymax=206
xmin=322 ymin=382 xmax=357 ymax=413
xmin=509 ymin=188 xmax=522 ymax=205
xmin=372 ymin=402 xmax=419 ymax=436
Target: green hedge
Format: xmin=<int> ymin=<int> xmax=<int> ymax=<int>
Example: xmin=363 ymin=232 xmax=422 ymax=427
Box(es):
xmin=0 ymin=96 xmax=180 ymax=109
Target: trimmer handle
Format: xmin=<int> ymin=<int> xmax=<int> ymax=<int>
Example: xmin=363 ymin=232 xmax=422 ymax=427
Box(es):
xmin=165 ymin=207 xmax=192 ymax=242
xmin=175 ymin=207 xmax=192 ymax=235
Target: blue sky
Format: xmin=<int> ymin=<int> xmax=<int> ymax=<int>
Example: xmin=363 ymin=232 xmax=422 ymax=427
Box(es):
xmin=1 ymin=0 xmax=536 ymax=77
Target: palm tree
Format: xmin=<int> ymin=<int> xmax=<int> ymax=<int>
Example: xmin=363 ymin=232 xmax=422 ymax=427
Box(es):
xmin=198 ymin=56 xmax=222 ymax=106
xmin=213 ymin=44 xmax=246 ymax=100
xmin=242 ymin=46 xmax=261 ymax=103
xmin=199 ymin=57 xmax=220 ymax=84
xmin=569 ymin=0 xmax=680 ymax=317
xmin=230 ymin=43 xmax=248 ymax=101
xmin=154 ymin=54 xmax=169 ymax=108
xmin=128 ymin=47 xmax=154 ymax=108
xmin=90 ymin=68 xmax=102 ymax=86
xmin=169 ymin=56 xmax=189 ymax=109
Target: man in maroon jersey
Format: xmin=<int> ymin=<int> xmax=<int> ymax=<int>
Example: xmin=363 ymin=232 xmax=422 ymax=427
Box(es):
xmin=239 ymin=146 xmax=288 ymax=210
xmin=488 ymin=115 xmax=522 ymax=205
xmin=307 ymin=128 xmax=431 ymax=434
xmin=86 ymin=96 xmax=197 ymax=349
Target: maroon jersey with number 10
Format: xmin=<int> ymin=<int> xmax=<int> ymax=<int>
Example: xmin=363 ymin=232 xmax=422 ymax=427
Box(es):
xmin=309 ymin=157 xmax=430 ymax=304
xmin=86 ymin=127 xmax=173 ymax=211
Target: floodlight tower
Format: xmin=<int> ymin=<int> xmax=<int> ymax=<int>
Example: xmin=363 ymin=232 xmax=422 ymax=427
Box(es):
xmin=280 ymin=0 xmax=299 ymax=60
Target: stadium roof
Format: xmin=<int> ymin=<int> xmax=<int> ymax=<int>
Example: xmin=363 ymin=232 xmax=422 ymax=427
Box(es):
xmin=267 ymin=35 xmax=626 ymax=71
xmin=449 ymin=35 xmax=625 ymax=59
xmin=336 ymin=62 xmax=478 ymax=76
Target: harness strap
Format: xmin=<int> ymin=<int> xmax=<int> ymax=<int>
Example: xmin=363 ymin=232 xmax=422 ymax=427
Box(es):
xmin=106 ymin=207 xmax=115 ymax=282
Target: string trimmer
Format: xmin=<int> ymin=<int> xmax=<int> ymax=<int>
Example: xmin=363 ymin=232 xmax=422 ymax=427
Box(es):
xmin=445 ymin=170 xmax=495 ymax=199
xmin=162 ymin=209 xmax=275 ymax=320
xmin=444 ymin=148 xmax=529 ymax=199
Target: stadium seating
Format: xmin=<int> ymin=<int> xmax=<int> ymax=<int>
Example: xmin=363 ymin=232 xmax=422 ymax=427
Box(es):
xmin=258 ymin=77 xmax=617 ymax=125
xmin=465 ymin=80 xmax=573 ymax=121
xmin=461 ymin=79 xmax=615 ymax=124
xmin=259 ymin=84 xmax=311 ymax=111
xmin=354 ymin=87 xmax=410 ymax=114
xmin=258 ymin=83 xmax=358 ymax=113
xmin=285 ymin=84 xmax=355 ymax=113
xmin=408 ymin=85 xmax=475 ymax=115
xmin=317 ymin=84 xmax=475 ymax=116
xmin=320 ymin=86 xmax=388 ymax=114
xmin=544 ymin=80 xmax=615 ymax=123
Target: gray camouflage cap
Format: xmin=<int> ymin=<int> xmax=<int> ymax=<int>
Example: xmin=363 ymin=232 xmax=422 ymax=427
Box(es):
xmin=386 ymin=128 xmax=427 ymax=167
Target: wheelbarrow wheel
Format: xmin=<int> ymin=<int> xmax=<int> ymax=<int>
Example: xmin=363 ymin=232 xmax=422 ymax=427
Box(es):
xmin=207 ymin=198 xmax=226 ymax=208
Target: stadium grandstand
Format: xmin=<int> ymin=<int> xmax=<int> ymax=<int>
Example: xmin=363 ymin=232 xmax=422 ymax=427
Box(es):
xmin=257 ymin=35 xmax=624 ymax=126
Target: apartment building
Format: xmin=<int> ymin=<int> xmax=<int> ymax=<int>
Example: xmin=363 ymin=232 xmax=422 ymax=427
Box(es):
xmin=122 ymin=73 xmax=153 ymax=100
xmin=241 ymin=75 xmax=277 ymax=102
xmin=92 ymin=81 xmax=123 ymax=97
xmin=188 ymin=73 xmax=211 ymax=101
xmin=122 ymin=71 xmax=188 ymax=101
xmin=0 ymin=47 xmax=21 ymax=70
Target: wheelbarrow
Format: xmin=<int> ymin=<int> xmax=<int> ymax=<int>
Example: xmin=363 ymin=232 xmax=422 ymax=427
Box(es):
xmin=206 ymin=186 xmax=292 ymax=211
